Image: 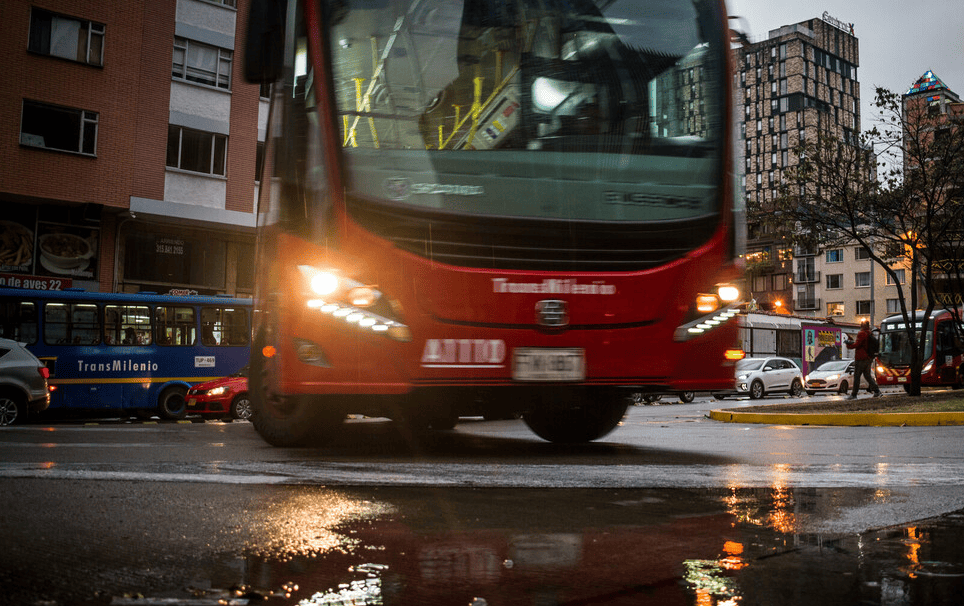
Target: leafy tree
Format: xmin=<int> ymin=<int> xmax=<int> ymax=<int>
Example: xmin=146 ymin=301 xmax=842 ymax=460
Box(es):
xmin=776 ymin=87 xmax=964 ymax=395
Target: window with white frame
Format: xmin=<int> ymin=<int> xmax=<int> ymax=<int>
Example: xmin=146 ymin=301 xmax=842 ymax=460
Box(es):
xmin=886 ymin=299 xmax=901 ymax=314
xmin=166 ymin=125 xmax=227 ymax=176
xmin=856 ymin=300 xmax=873 ymax=315
xmin=20 ymin=100 xmax=98 ymax=155
xmin=826 ymin=249 xmax=843 ymax=263
xmin=172 ymin=37 xmax=232 ymax=90
xmin=826 ymin=273 xmax=843 ymax=289
xmin=854 ymin=247 xmax=871 ymax=260
xmin=855 ymin=271 xmax=871 ymax=287
xmin=886 ymin=268 xmax=906 ymax=285
xmin=827 ymin=302 xmax=844 ymax=316
xmin=28 ymin=8 xmax=104 ymax=66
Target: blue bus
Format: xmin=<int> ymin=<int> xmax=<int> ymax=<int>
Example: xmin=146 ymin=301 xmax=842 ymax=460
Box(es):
xmin=0 ymin=288 xmax=251 ymax=420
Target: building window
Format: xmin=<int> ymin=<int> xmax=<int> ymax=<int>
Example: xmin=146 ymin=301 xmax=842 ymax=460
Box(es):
xmin=256 ymin=141 xmax=264 ymax=182
xmin=856 ymin=300 xmax=873 ymax=316
xmin=166 ymin=126 xmax=227 ymax=176
xmin=172 ymin=37 xmax=232 ymax=90
xmin=772 ymin=274 xmax=788 ymax=290
xmin=886 ymin=299 xmax=901 ymax=314
xmin=855 ymin=271 xmax=871 ymax=287
xmin=886 ymin=269 xmax=906 ymax=285
xmin=826 ymin=274 xmax=843 ymax=289
xmin=826 ymin=249 xmax=843 ymax=263
xmin=827 ymin=302 xmax=845 ymax=316
xmin=28 ymin=8 xmax=104 ymax=66
xmin=854 ymin=247 xmax=871 ymax=260
xmin=20 ymin=100 xmax=98 ymax=155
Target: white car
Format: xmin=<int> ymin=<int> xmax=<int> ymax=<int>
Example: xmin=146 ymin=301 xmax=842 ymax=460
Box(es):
xmin=715 ymin=356 xmax=806 ymax=400
xmin=805 ymin=359 xmax=855 ymax=395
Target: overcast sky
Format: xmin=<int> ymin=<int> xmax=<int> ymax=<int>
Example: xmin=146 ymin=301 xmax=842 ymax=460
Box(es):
xmin=725 ymin=0 xmax=964 ymax=133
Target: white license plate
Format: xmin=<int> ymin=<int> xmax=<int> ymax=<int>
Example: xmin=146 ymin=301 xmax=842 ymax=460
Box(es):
xmin=897 ymin=377 xmax=907 ymax=383
xmin=512 ymin=348 xmax=585 ymax=382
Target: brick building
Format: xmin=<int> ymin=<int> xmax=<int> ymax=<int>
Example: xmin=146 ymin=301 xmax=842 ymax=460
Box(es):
xmin=0 ymin=0 xmax=262 ymax=296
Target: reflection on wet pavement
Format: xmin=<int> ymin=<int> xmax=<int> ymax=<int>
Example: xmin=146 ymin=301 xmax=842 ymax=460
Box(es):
xmin=109 ymin=487 xmax=963 ymax=606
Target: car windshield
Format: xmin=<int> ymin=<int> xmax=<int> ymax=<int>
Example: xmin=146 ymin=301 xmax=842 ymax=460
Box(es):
xmin=737 ymin=359 xmax=764 ymax=371
xmin=816 ymin=360 xmax=850 ymax=372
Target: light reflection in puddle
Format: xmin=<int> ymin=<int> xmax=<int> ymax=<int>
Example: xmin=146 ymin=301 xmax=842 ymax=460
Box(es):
xmin=168 ymin=487 xmax=964 ymax=606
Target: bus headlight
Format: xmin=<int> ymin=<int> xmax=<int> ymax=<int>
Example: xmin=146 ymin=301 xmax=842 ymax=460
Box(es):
xmin=298 ymin=265 xmax=411 ymax=342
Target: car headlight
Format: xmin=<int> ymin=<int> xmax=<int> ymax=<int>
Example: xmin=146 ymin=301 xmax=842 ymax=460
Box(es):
xmin=207 ymin=386 xmax=227 ymax=396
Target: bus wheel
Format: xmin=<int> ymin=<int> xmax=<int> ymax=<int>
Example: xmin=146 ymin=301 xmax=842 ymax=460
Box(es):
xmin=678 ymin=392 xmax=695 ymax=403
xmin=522 ymin=396 xmax=628 ymax=443
xmin=0 ymin=391 xmax=26 ymax=426
xmin=252 ymin=393 xmax=343 ymax=447
xmin=229 ymin=393 xmax=253 ymax=421
xmin=157 ymin=386 xmax=188 ymax=420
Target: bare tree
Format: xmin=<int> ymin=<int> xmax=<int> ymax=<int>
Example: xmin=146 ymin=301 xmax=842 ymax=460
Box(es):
xmin=776 ymin=87 xmax=964 ymax=395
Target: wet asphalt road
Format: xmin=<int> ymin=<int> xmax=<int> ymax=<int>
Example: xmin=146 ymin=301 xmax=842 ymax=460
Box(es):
xmin=2 ymin=395 xmax=964 ymax=605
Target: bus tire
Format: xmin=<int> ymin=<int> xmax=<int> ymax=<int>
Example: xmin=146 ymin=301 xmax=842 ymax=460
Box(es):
xmin=678 ymin=391 xmax=695 ymax=403
xmin=157 ymin=386 xmax=188 ymax=420
xmin=522 ymin=397 xmax=627 ymax=443
xmin=0 ymin=390 xmax=27 ymax=426
xmin=251 ymin=394 xmax=343 ymax=447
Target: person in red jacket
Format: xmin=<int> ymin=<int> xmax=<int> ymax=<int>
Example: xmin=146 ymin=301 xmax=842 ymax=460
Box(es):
xmin=845 ymin=320 xmax=882 ymax=399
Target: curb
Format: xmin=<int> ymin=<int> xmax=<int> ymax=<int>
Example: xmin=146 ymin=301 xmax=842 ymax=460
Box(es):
xmin=709 ymin=409 xmax=964 ymax=427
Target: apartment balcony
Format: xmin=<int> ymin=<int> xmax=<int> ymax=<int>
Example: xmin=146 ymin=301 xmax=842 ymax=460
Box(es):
xmin=794 ymin=270 xmax=820 ymax=283
xmin=795 ymin=297 xmax=821 ymax=311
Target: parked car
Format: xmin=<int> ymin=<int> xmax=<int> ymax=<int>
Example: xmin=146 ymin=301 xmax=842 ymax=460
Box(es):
xmin=0 ymin=337 xmax=50 ymax=426
xmin=186 ymin=366 xmax=251 ymax=420
xmin=714 ymin=356 xmax=806 ymax=400
xmin=805 ymin=359 xmax=855 ymax=395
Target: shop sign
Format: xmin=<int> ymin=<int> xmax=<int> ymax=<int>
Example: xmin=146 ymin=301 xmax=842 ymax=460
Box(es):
xmin=0 ymin=273 xmax=73 ymax=290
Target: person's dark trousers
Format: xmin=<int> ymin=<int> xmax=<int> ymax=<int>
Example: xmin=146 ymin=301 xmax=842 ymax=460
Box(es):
xmin=851 ymin=358 xmax=881 ymax=397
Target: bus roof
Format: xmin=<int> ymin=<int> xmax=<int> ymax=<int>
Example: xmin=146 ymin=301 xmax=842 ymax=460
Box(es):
xmin=0 ymin=287 xmax=251 ymax=307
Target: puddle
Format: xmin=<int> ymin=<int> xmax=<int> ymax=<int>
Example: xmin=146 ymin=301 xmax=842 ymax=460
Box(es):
xmin=109 ymin=488 xmax=964 ymax=606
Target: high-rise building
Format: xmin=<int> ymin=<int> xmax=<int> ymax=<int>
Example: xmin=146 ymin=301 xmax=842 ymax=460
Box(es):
xmin=0 ymin=0 xmax=262 ymax=296
xmin=901 ymin=71 xmax=964 ymax=308
xmin=733 ymin=15 xmax=860 ymax=315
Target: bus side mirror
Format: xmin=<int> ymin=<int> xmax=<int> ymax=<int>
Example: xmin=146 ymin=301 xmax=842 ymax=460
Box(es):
xmin=244 ymin=0 xmax=287 ymax=84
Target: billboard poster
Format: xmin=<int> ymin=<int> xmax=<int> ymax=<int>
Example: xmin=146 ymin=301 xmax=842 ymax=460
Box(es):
xmin=0 ymin=204 xmax=100 ymax=289
xmin=801 ymin=324 xmax=843 ymax=377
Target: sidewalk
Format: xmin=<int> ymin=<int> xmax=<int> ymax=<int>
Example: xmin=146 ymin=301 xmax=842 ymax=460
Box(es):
xmin=709 ymin=389 xmax=964 ymax=426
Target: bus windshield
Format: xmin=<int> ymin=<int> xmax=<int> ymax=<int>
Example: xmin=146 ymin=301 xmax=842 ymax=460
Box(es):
xmin=326 ymin=0 xmax=726 ymax=224
xmin=880 ymin=326 xmax=933 ymax=366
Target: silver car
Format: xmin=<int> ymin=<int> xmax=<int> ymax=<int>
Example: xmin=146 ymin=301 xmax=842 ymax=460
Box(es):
xmin=0 ymin=337 xmax=50 ymax=426
xmin=805 ymin=359 xmax=855 ymax=395
xmin=715 ymin=356 xmax=806 ymax=400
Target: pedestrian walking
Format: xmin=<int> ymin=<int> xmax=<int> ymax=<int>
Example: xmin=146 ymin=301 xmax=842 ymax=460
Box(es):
xmin=845 ymin=319 xmax=882 ymax=399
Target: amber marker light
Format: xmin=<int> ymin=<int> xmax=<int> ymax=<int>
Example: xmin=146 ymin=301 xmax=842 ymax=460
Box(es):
xmin=262 ymin=345 xmax=277 ymax=358
xmin=724 ymin=349 xmax=746 ymax=361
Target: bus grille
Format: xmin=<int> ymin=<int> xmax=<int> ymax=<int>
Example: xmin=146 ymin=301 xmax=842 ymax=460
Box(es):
xmin=348 ymin=203 xmax=717 ymax=272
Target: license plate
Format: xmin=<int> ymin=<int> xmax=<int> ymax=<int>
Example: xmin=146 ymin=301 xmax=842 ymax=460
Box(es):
xmin=897 ymin=377 xmax=907 ymax=383
xmin=512 ymin=348 xmax=585 ymax=382
xmin=187 ymin=398 xmax=197 ymax=407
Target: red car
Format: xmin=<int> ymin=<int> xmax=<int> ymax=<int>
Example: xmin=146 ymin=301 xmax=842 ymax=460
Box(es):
xmin=186 ymin=366 xmax=251 ymax=420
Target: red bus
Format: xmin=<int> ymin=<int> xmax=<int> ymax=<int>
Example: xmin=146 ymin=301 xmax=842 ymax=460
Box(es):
xmin=876 ymin=309 xmax=964 ymax=392
xmin=244 ymin=0 xmax=743 ymax=445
